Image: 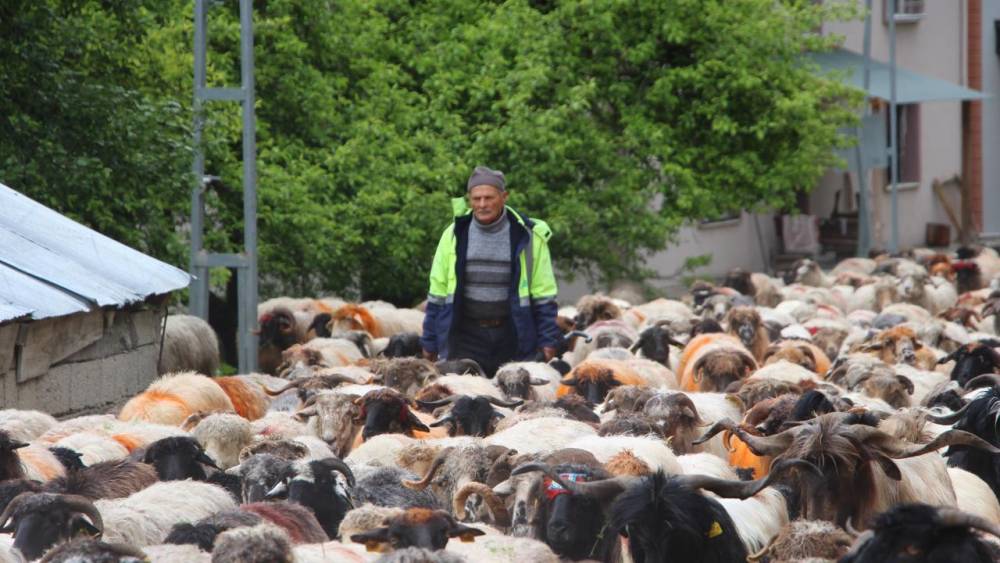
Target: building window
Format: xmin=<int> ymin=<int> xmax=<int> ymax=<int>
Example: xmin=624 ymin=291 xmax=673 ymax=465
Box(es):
xmin=883 ymin=0 xmax=925 ymax=24
xmin=885 ymin=103 xmax=921 ymax=186
xmin=699 ymin=212 xmax=741 ymax=229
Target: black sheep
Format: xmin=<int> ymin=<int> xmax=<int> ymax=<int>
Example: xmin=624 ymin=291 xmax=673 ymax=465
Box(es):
xmin=937 ymin=340 xmax=1000 ymax=387
xmin=142 ymin=436 xmax=219 ymax=481
xmin=841 ymin=503 xmax=1000 ymax=563
xmin=940 ymin=385 xmax=1000 ymax=498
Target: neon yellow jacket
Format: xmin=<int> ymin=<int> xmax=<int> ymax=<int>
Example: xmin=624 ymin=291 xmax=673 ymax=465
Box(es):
xmin=420 ymin=199 xmax=559 ymax=359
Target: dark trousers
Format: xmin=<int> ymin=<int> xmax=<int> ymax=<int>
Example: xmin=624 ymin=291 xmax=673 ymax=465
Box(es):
xmin=451 ymin=317 xmax=518 ymax=378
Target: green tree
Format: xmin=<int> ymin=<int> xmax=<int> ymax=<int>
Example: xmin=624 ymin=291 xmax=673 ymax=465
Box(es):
xmin=1 ymin=0 xmax=861 ymax=306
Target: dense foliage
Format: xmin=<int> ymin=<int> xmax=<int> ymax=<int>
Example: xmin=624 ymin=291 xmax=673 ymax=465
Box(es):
xmin=1 ymin=0 xmax=860 ymax=305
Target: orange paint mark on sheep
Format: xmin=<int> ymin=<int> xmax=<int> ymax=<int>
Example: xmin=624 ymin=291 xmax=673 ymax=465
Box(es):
xmin=727 ymin=434 xmax=771 ymax=480
xmin=111 ymin=434 xmax=144 ymax=453
xmin=332 ymin=305 xmax=381 ymax=337
xmin=118 ymin=390 xmax=192 ymax=424
xmin=214 ymin=377 xmax=267 ymax=421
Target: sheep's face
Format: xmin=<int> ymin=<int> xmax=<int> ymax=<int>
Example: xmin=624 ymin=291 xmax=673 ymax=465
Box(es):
xmin=0 ymin=494 xmax=102 ymax=561
xmin=642 ymin=394 xmax=702 ymax=453
xmin=943 ymin=342 xmax=1000 ymax=387
xmin=953 ymin=261 xmax=982 ymax=293
xmin=236 ymin=454 xmax=292 ymax=503
xmin=258 ymin=309 xmax=298 ymax=350
xmin=496 ymin=368 xmax=533 ymax=400
xmin=562 ymin=367 xmax=619 ymax=405
xmin=351 ymin=508 xmax=483 ymax=551
xmin=858 ymin=375 xmax=913 ymax=408
xmin=142 ymin=437 xmax=218 ymax=481
xmin=356 ymin=391 xmax=429 ymax=440
xmin=694 ymin=350 xmax=754 ymax=392
xmin=293 ymin=393 xmax=361 ymax=457
xmin=899 ymin=274 xmax=927 ymax=302
xmin=602 ymin=385 xmax=654 ymax=414
xmin=594 ymin=331 xmax=633 ymax=350
xmin=764 ymin=345 xmax=816 ymax=372
xmin=726 ymin=307 xmax=762 ymax=349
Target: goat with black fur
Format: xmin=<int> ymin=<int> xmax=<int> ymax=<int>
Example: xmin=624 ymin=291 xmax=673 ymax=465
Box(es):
xmin=842 ymin=503 xmax=1000 ymax=563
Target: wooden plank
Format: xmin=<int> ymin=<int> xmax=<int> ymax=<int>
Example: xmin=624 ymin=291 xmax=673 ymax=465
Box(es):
xmin=933 ymin=179 xmax=963 ymax=236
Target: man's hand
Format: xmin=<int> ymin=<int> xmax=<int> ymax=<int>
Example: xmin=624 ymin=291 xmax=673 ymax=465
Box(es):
xmin=422 ymin=349 xmax=438 ymax=362
xmin=542 ymin=347 xmax=557 ymax=362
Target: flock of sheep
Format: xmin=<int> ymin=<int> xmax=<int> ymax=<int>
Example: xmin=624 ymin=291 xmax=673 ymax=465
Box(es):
xmin=1 ymin=245 xmax=1000 ymax=562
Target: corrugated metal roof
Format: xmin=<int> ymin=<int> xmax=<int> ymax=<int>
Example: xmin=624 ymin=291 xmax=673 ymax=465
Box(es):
xmin=0 ymin=183 xmax=191 ymax=321
xmin=811 ymin=49 xmax=989 ymax=104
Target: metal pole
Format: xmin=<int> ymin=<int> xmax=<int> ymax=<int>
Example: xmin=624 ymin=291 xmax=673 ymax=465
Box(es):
xmin=855 ymin=0 xmax=874 ymax=257
xmin=238 ymin=0 xmax=259 ymax=373
xmin=190 ymin=0 xmax=209 ymax=319
xmin=889 ymin=0 xmax=900 ymax=253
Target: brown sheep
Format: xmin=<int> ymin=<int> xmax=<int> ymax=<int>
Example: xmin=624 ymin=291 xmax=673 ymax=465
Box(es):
xmin=601 ymin=385 xmax=657 ymax=415
xmin=691 ymin=348 xmax=757 ymax=392
xmin=725 ymin=306 xmax=770 ymax=363
xmin=598 ymin=414 xmax=662 ymax=438
xmin=604 ymin=449 xmax=651 ymax=477
xmin=856 ymin=326 xmax=937 ymax=370
xmin=763 ymin=340 xmax=831 ymax=376
xmin=368 ymin=358 xmax=438 ymax=396
xmin=747 ymin=520 xmax=854 ymax=562
xmin=573 ymin=295 xmax=623 ymax=330
xmin=727 ymin=378 xmax=805 ymax=410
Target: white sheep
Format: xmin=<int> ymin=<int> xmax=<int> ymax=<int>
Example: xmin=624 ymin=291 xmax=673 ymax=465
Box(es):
xmin=96 ymin=481 xmax=237 ymax=547
xmin=53 ymin=432 xmax=129 ymax=465
xmin=0 ymin=410 xmax=58 ymax=442
xmin=190 ymin=413 xmax=253 ymax=470
xmin=566 ymin=434 xmax=682 ymax=474
xmin=159 ymin=314 xmax=220 ymax=376
xmin=485 ymin=417 xmax=596 ymax=454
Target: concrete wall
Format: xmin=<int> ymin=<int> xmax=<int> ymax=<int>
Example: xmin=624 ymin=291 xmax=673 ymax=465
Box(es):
xmin=557 ymin=212 xmax=777 ymax=303
xmin=982 ymin=1 xmax=1000 ymax=235
xmin=0 ymin=307 xmax=164 ymax=417
xmin=820 ymin=0 xmax=966 ymax=249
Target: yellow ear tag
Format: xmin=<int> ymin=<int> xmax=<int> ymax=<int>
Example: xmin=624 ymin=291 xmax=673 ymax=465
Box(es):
xmin=460 ymin=533 xmax=477 ymax=543
xmin=707 ymin=521 xmax=723 ymax=538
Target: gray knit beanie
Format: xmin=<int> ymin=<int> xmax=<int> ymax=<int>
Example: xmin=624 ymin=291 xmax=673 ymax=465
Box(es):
xmin=467 ymin=166 xmax=506 ymax=192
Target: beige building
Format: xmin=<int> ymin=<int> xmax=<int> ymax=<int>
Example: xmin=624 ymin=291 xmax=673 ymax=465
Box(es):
xmin=560 ymin=0 xmax=992 ymax=302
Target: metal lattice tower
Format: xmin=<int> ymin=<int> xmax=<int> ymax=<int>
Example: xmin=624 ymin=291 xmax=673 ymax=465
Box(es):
xmin=189 ymin=0 xmax=258 ymax=373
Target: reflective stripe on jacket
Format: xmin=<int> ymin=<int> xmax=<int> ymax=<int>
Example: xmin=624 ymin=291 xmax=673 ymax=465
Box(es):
xmin=420 ymin=200 xmax=560 ymax=360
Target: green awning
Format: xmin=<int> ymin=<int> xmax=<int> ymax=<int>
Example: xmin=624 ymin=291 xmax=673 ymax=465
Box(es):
xmin=810 ymin=48 xmax=988 ymax=103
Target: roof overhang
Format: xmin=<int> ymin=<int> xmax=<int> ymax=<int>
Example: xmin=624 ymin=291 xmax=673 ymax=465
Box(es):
xmin=810 ymin=48 xmax=988 ymax=103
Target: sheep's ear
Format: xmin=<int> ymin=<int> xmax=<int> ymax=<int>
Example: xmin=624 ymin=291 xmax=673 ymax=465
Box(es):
xmin=872 ymin=452 xmax=902 ymax=481
xmin=71 ymin=514 xmax=102 ymax=539
xmin=294 ymin=406 xmax=318 ymax=423
xmin=350 ymin=528 xmax=391 ymax=552
xmin=448 ymin=521 xmax=486 ymax=542
xmin=896 ymin=375 xmax=915 ymax=395
xmin=493 ymin=480 xmax=514 ymax=496
xmin=859 ymin=341 xmax=884 ymax=352
xmin=405 ymin=410 xmax=431 ymax=433
xmin=560 ymin=377 xmax=578 ymax=387
xmin=761 ymin=345 xmax=779 ymax=364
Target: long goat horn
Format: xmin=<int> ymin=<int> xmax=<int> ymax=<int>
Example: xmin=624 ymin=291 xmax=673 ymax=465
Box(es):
xmin=402 ymin=447 xmax=455 ymax=490
xmin=484 ymin=396 xmax=523 ymax=408
xmin=675 ymin=458 xmax=820 ymax=499
xmin=453 ymin=481 xmax=511 ymax=528
xmin=58 ymin=494 xmax=104 ymax=535
xmin=417 ymin=395 xmax=461 ymax=409
xmin=511 ymin=462 xmax=638 ymax=504
xmin=925 ymin=401 xmax=972 ymax=424
xmin=935 ymin=507 xmax=1000 ymax=539
xmin=264 ymin=379 xmax=307 ymax=396
xmin=963 ymin=373 xmax=1000 ymax=391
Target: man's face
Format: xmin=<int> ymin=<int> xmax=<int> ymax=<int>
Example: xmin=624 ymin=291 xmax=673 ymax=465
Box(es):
xmin=468 ymin=185 xmax=508 ymax=224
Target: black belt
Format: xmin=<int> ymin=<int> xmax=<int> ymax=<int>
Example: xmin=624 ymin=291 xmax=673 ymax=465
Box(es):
xmin=468 ymin=318 xmax=506 ymax=328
